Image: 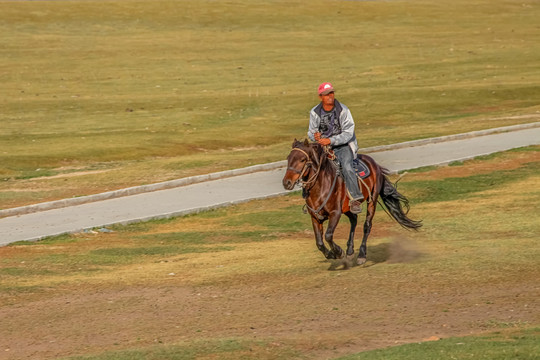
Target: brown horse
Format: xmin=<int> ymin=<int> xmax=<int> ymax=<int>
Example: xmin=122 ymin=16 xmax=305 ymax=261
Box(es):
xmin=282 ymin=139 xmax=422 ymax=265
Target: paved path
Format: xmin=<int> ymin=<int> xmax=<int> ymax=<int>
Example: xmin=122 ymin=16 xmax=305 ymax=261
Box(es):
xmin=1 ymin=123 xmax=539 ymax=245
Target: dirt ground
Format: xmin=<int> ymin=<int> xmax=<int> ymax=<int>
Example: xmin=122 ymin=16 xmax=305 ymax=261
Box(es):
xmin=1 ymin=151 xmax=539 ymax=359
xmin=1 ymin=259 xmax=538 ymax=360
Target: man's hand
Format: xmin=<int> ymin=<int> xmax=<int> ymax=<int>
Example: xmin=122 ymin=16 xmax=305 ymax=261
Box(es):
xmin=317 ymin=138 xmax=331 ymax=146
xmin=314 ymin=132 xmax=321 ymax=141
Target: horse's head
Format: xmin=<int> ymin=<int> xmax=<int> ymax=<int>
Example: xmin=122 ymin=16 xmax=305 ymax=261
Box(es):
xmin=282 ymin=139 xmax=318 ymax=190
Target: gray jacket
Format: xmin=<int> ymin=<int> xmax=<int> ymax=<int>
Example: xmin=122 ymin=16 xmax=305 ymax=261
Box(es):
xmin=307 ymin=99 xmax=358 ymax=154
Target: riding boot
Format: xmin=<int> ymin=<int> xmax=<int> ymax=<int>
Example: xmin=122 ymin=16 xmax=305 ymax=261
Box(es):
xmin=333 ymin=146 xmax=364 ymax=210
xmin=350 ymin=199 xmax=363 ymax=214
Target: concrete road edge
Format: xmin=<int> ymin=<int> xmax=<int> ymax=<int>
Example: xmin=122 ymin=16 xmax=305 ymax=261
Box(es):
xmin=2 ymin=121 xmax=539 ymax=218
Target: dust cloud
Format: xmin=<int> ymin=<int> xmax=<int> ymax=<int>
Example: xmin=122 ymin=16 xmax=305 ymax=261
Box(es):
xmin=387 ymin=236 xmax=423 ymax=264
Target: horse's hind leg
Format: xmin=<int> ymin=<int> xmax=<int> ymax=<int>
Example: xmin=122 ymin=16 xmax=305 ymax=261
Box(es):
xmin=358 ymin=200 xmax=376 ymax=265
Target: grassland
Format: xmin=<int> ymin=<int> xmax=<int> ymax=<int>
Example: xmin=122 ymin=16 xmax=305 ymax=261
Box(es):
xmin=0 ymin=147 xmax=538 ymax=359
xmin=1 ymin=0 xmax=539 ymax=358
xmin=1 ymin=0 xmax=540 ymax=208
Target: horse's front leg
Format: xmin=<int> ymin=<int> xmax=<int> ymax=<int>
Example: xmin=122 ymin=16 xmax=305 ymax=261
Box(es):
xmin=357 ymin=201 xmax=377 ymax=265
xmin=310 ymin=216 xmax=335 ymax=259
xmin=325 ymin=211 xmax=344 ymax=259
xmin=344 ymin=212 xmax=358 ymax=256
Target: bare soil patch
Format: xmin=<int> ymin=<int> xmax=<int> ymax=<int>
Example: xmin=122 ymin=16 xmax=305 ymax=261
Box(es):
xmin=1 ymin=259 xmax=537 ymax=359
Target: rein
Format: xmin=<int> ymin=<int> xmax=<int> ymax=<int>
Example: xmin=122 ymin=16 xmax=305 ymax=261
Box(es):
xmin=290 ymin=146 xmax=336 ymax=221
xmin=303 ymin=169 xmax=339 ymax=221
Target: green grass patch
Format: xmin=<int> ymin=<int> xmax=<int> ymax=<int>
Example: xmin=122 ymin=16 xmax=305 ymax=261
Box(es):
xmin=134 ymin=231 xmax=211 ymax=244
xmin=109 ymin=218 xmax=179 ymax=233
xmin=402 ymin=160 xmax=539 ymax=203
xmin=34 ymin=244 xmax=232 ymax=268
xmin=0 ymin=267 xmax=45 ymax=277
xmin=8 ymin=233 xmax=83 ymax=246
xmin=62 ymin=338 xmax=299 ymax=360
xmin=136 ymin=230 xmax=280 ymax=244
xmin=225 ymin=206 xmax=306 ymax=232
xmin=338 ymin=328 xmax=540 ymax=360
xmin=15 ymin=169 xmax=59 ymax=180
xmin=0 ymin=285 xmax=46 ymax=297
xmin=399 ymin=165 xmax=441 ymax=174
xmin=89 ymin=245 xmax=209 ymax=260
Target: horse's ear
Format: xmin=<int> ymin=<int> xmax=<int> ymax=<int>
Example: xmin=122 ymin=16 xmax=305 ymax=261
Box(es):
xmin=303 ymin=139 xmax=310 ymax=147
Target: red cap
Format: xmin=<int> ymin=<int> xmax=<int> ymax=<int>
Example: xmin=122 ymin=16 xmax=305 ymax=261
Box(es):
xmin=318 ymin=82 xmax=334 ymax=95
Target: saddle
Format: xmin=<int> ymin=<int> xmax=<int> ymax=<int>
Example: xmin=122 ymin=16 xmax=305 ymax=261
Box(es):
xmin=352 ymin=156 xmax=371 ymax=179
xmin=328 ymin=154 xmax=370 ymax=214
xmin=328 ymin=150 xmax=370 ymax=179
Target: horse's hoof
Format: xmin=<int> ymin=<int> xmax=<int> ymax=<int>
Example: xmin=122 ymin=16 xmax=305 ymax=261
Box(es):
xmin=357 ymin=257 xmax=367 ymax=266
xmin=325 ymin=253 xmax=337 ymax=260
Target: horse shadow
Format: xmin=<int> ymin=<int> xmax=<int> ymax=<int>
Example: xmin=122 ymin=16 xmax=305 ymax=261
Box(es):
xmin=324 ymin=242 xmax=390 ymax=271
xmin=324 ymin=238 xmax=424 ymax=271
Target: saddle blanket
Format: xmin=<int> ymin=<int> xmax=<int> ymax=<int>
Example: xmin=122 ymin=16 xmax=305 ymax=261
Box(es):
xmin=353 ymin=156 xmax=370 ymax=179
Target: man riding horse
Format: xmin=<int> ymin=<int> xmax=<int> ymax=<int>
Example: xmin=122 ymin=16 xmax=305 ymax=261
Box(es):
xmin=308 ymin=82 xmax=364 ymax=214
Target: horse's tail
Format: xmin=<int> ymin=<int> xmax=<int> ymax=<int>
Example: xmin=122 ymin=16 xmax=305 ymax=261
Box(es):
xmin=379 ymin=170 xmax=422 ymax=231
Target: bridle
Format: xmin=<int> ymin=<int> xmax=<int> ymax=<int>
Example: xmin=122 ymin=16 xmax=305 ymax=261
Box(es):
xmin=287 ymin=147 xmax=324 ymax=188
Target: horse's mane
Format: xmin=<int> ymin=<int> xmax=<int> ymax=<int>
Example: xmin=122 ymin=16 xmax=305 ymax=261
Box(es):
xmin=311 ymin=143 xmax=336 ymax=174
xmin=293 ymin=139 xmax=336 ymax=175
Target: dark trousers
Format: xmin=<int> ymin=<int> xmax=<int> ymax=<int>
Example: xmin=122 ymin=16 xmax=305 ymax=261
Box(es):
xmin=333 ymin=145 xmax=364 ymax=200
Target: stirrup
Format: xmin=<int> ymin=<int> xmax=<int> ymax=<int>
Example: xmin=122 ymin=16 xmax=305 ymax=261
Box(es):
xmin=350 ymin=199 xmax=363 ymax=214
